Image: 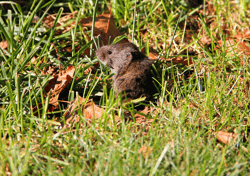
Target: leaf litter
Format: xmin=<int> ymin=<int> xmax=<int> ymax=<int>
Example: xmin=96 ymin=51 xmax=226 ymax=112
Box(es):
xmin=28 ymin=2 xmax=250 ymax=147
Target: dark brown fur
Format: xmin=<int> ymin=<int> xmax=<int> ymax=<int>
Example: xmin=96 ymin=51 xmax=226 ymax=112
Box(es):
xmin=96 ymin=42 xmax=156 ymax=100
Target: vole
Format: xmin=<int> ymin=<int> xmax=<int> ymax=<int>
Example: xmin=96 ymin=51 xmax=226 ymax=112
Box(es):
xmin=96 ymin=42 xmax=156 ymax=101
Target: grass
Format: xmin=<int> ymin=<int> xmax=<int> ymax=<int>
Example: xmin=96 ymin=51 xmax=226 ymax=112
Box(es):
xmin=0 ymin=0 xmax=250 ymax=175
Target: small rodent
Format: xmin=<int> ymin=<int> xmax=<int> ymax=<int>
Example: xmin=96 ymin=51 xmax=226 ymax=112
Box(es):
xmin=96 ymin=42 xmax=156 ymax=101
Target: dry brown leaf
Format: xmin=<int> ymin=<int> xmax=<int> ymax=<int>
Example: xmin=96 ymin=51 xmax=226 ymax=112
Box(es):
xmin=33 ymin=66 xmax=75 ymax=116
xmin=134 ymin=106 xmax=150 ymax=124
xmin=199 ymin=35 xmax=212 ymax=46
xmin=30 ymin=57 xmax=38 ymax=64
xmin=5 ymin=163 xmax=11 ymax=176
xmin=64 ymin=95 xmax=119 ymax=126
xmin=0 ymin=40 xmax=8 ymax=49
xmin=212 ymin=130 xmax=238 ymax=145
xmin=141 ymin=46 xmax=159 ymax=60
xmin=45 ymin=66 xmax=74 ymax=95
xmin=237 ymin=41 xmax=250 ymax=55
xmin=63 ymin=65 xmax=75 ymax=77
xmin=77 ymin=62 xmax=99 ymax=75
xmin=141 ymin=46 xmax=193 ymax=65
xmin=48 ymin=74 xmax=72 ymax=106
xmin=43 ymin=11 xmax=127 ymax=57
xmin=43 ymin=11 xmax=78 ymax=30
xmin=138 ymin=145 xmax=153 ymax=159
xmin=64 ymin=95 xmax=86 ymax=122
xmin=217 ymin=39 xmax=250 ymax=56
xmin=44 ymin=75 xmax=58 ymax=94
xmin=196 ymin=2 xmax=215 ymax=16
xmin=79 ymin=13 xmax=128 ymax=46
xmin=32 ymin=103 xmax=56 ymax=117
xmin=83 ymin=101 xmax=118 ymax=122
xmin=234 ymin=29 xmax=250 ymax=40
xmin=83 ymin=101 xmax=105 ymax=120
xmin=165 ymin=56 xmax=193 ymax=66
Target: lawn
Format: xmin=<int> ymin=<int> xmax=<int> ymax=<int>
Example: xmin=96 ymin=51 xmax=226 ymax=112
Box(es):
xmin=0 ymin=0 xmax=249 ymax=175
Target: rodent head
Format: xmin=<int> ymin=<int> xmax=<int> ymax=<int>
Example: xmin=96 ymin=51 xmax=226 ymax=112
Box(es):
xmin=96 ymin=42 xmax=142 ymax=73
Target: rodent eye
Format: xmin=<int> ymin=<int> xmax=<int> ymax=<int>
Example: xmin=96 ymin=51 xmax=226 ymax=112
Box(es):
xmin=107 ymin=50 xmax=112 ymax=55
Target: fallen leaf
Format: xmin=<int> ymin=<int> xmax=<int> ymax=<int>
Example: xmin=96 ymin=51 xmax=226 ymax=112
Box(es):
xmin=199 ymin=35 xmax=212 ymax=46
xmin=217 ymin=39 xmax=250 ymax=56
xmin=64 ymin=95 xmax=86 ymax=122
xmin=30 ymin=57 xmax=38 ymax=64
xmin=32 ymin=103 xmax=56 ymax=117
xmin=83 ymin=101 xmax=105 ymax=120
xmin=83 ymin=101 xmax=118 ymax=122
xmin=44 ymin=75 xmax=59 ymax=94
xmin=138 ymin=145 xmax=153 ymax=159
xmin=46 ymin=66 xmax=74 ymax=95
xmin=43 ymin=12 xmax=127 ymax=56
xmin=238 ymin=41 xmax=250 ymax=55
xmin=0 ymin=40 xmax=8 ymax=49
xmin=48 ymin=74 xmax=72 ymax=107
xmin=134 ymin=106 xmax=150 ymax=124
xmin=165 ymin=56 xmax=193 ymax=66
xmin=212 ymin=130 xmax=238 ymax=145
xmin=33 ymin=66 xmax=75 ymax=117
xmin=141 ymin=46 xmax=159 ymax=60
xmin=234 ymin=29 xmax=250 ymax=40
xmin=43 ymin=11 xmax=78 ymax=30
xmin=5 ymin=163 xmax=11 ymax=176
xmin=141 ymin=46 xmax=193 ymax=65
xmin=64 ymin=95 xmax=119 ymax=126
xmin=79 ymin=13 xmax=128 ymax=46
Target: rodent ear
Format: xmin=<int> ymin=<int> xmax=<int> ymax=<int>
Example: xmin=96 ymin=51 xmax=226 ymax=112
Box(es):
xmin=107 ymin=50 xmax=112 ymax=55
xmin=130 ymin=52 xmax=143 ymax=60
xmin=126 ymin=53 xmax=133 ymax=61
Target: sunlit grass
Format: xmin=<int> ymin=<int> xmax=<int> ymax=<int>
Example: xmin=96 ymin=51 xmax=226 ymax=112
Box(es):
xmin=0 ymin=0 xmax=249 ymax=175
